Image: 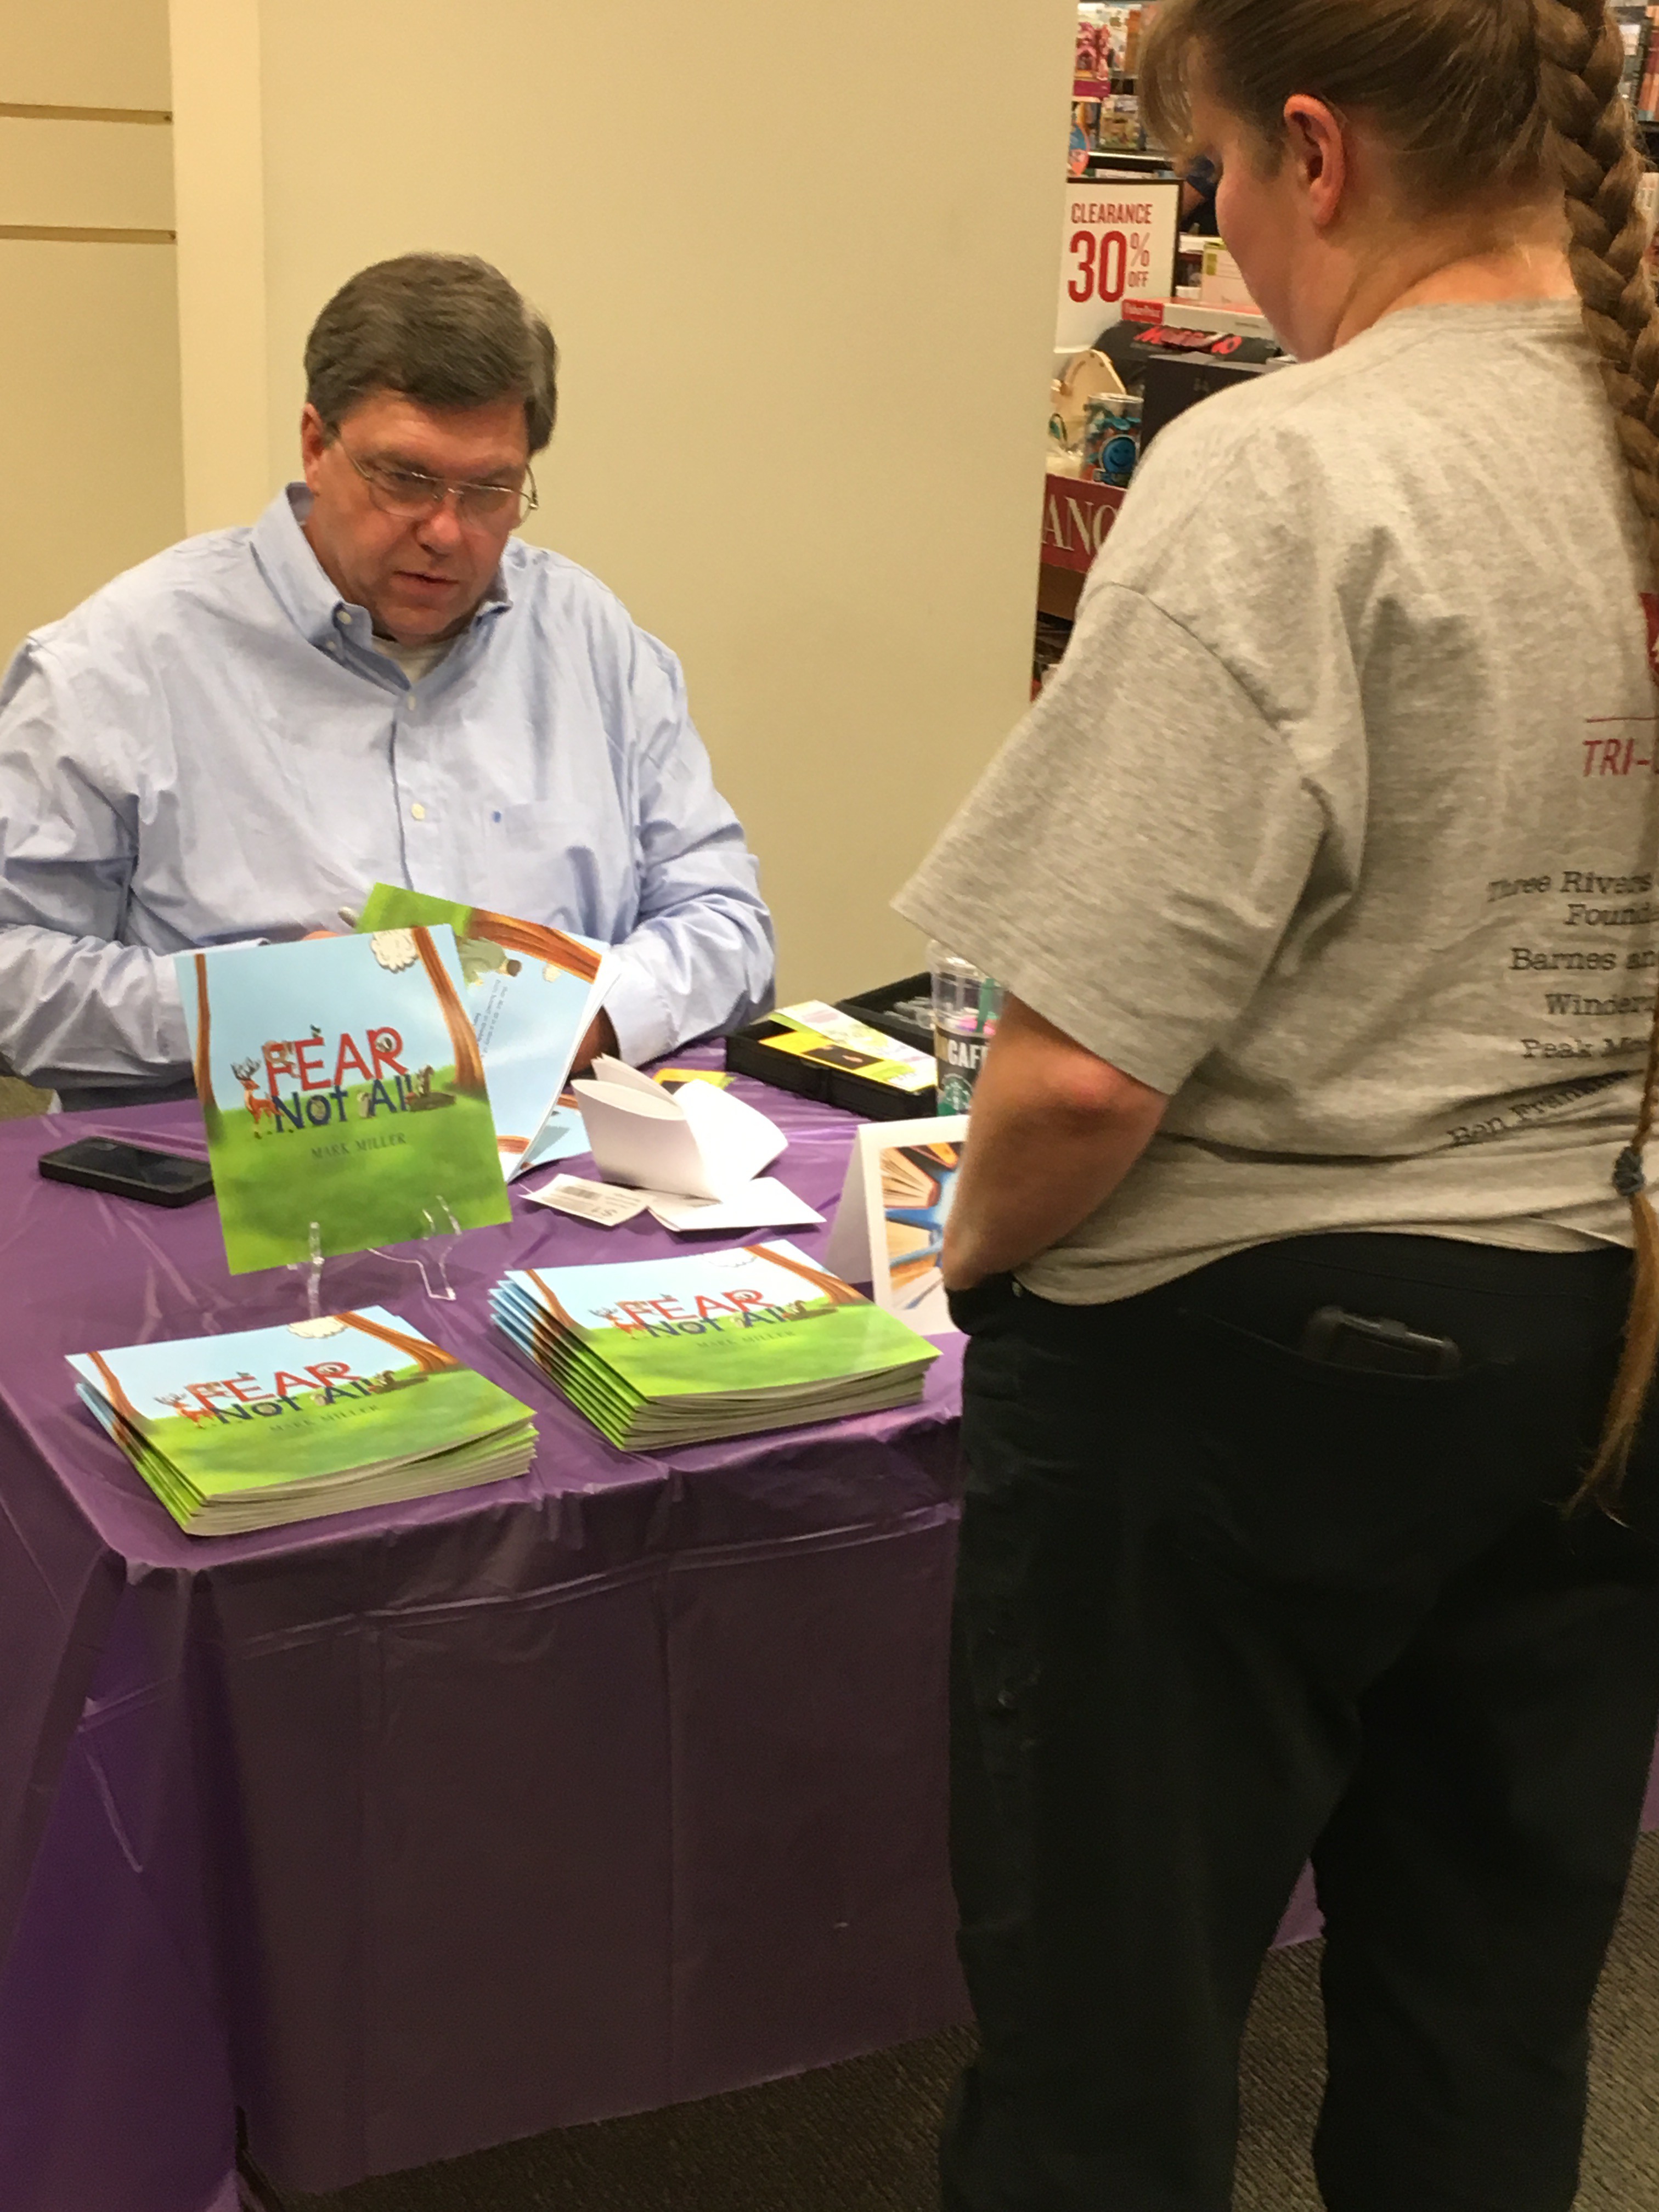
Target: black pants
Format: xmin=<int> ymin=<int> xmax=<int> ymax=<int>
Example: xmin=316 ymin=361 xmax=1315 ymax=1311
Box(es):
xmin=943 ymin=1234 xmax=1659 ymax=2212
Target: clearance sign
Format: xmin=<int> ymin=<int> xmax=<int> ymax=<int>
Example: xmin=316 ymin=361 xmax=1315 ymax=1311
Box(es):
xmin=1056 ymin=179 xmax=1181 ymax=351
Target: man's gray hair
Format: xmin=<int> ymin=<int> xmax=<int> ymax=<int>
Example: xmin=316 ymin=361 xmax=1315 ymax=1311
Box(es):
xmin=304 ymin=253 xmax=559 ymax=454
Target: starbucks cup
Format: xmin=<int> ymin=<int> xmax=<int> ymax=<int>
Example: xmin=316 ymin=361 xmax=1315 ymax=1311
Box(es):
xmin=929 ymin=945 xmax=1005 ymax=1115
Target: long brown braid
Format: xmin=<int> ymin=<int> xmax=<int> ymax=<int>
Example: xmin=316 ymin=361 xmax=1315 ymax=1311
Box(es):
xmin=1538 ymin=1 xmax=1659 ymax=1499
xmin=1140 ymin=0 xmax=1659 ymax=1503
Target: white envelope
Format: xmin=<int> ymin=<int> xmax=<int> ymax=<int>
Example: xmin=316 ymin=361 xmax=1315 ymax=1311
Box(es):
xmin=572 ymin=1059 xmax=786 ymax=1200
xmin=642 ymin=1178 xmax=825 ymax=1233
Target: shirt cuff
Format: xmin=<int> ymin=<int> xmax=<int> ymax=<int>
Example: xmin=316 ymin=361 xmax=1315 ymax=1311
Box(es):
xmin=601 ymin=953 xmax=679 ymax=1068
xmin=154 ymin=955 xmax=191 ymax=1065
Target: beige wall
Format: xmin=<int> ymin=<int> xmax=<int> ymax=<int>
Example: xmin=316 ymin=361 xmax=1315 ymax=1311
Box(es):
xmin=0 ymin=0 xmax=182 ymax=661
xmin=171 ymin=0 xmax=1075 ymax=1003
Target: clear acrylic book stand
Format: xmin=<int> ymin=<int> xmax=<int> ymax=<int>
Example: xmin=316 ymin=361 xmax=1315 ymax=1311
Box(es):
xmin=284 ymin=1197 xmax=463 ymax=1318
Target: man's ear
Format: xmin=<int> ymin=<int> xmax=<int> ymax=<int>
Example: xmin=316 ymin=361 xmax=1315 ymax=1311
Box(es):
xmin=1282 ymin=94 xmax=1348 ymax=229
xmin=298 ymin=403 xmax=331 ymax=488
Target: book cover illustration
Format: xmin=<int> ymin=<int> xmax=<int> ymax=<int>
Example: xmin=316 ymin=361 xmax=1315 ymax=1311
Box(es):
xmin=875 ymin=1136 xmax=963 ymax=1332
xmin=177 ymin=929 xmax=511 ymax=1275
xmin=356 ymin=884 xmax=612 ymax=1176
xmin=491 ymin=1240 xmax=938 ymax=1446
xmin=69 ymin=1308 xmax=536 ymax=1534
xmin=821 ymin=1115 xmax=969 ymax=1334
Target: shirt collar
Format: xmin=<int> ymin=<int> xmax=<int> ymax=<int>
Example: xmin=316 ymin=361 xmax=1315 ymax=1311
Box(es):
xmin=249 ymin=482 xmax=514 ymax=656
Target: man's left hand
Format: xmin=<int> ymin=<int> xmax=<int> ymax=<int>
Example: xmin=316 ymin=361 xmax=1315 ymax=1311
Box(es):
xmin=574 ymin=1009 xmax=618 ymax=1073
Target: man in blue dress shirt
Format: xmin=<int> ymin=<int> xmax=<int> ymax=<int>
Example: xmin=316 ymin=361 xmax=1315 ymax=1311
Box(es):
xmin=0 ymin=253 xmax=775 ymax=1108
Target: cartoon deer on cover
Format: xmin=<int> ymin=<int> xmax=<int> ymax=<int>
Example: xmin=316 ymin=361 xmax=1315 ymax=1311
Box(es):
xmin=232 ymin=1059 xmax=280 ymax=1136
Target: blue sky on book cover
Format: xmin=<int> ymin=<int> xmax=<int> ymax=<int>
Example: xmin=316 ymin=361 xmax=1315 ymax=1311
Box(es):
xmin=68 ymin=1308 xmax=532 ymax=1491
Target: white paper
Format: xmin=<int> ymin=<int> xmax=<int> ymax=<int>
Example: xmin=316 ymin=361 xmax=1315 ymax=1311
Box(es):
xmin=821 ymin=1137 xmax=872 ymax=1283
xmin=507 ymin=954 xmax=617 ymax=1179
xmin=823 ymin=1115 xmax=969 ymax=1334
xmin=587 ymin=1054 xmax=664 ymax=1099
xmin=516 ymin=1104 xmax=590 ymax=1172
xmin=641 ymin=1179 xmax=825 ymax=1234
xmin=523 ymin=1174 xmax=651 ymax=1226
xmin=574 ymin=1059 xmax=786 ymax=1200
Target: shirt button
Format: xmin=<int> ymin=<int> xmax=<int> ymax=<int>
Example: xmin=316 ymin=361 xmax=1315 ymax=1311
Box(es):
xmin=410 ymin=802 xmax=426 ymax=821
xmin=407 ymin=691 xmax=417 ymax=707
xmin=335 ymin=610 xmax=349 ymax=628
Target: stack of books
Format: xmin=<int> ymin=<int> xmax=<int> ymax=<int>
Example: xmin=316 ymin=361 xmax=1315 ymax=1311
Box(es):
xmin=490 ymin=1240 xmax=939 ymax=1448
xmin=69 ymin=1308 xmax=536 ymax=1536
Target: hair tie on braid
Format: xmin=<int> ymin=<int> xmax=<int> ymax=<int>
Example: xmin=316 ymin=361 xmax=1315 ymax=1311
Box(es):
xmin=1614 ymin=1144 xmax=1648 ymax=1198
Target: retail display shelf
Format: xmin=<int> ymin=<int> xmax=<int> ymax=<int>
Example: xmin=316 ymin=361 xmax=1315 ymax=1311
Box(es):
xmin=1040 ymin=473 xmax=1123 ymax=575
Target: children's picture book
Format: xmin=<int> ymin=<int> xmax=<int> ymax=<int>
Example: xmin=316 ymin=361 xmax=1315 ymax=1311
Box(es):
xmin=822 ymin=1115 xmax=969 ymax=1335
xmin=176 ymin=930 xmax=511 ymax=1275
xmin=69 ymin=1308 xmax=537 ymax=1536
xmin=572 ymin=1057 xmax=786 ymax=1199
xmin=356 ymin=884 xmax=613 ymax=1177
xmin=490 ymin=1240 xmax=938 ymax=1448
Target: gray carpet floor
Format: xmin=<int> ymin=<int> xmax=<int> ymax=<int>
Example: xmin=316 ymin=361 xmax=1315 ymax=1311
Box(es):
xmin=281 ymin=1832 xmax=1659 ymax=2212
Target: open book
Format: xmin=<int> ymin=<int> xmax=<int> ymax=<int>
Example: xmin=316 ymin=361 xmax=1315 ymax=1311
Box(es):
xmin=356 ymin=884 xmax=614 ymax=1177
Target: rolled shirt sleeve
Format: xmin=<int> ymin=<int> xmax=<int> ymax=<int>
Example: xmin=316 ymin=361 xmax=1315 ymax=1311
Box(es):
xmin=894 ymin=584 xmax=1325 ymax=1095
xmin=0 ymin=645 xmax=190 ymax=1092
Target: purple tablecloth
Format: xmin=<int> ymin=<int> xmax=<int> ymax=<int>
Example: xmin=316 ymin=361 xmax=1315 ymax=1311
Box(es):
xmin=0 ymin=1069 xmax=967 ymax=2210
xmin=5 ymin=1069 xmax=1657 ymax=2212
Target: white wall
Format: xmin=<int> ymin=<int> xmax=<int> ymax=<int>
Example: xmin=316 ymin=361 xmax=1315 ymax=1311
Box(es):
xmin=172 ymin=0 xmax=1076 ymax=1002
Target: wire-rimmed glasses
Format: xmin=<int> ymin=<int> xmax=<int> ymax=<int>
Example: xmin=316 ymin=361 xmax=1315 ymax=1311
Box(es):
xmin=342 ymin=444 xmax=539 ymax=528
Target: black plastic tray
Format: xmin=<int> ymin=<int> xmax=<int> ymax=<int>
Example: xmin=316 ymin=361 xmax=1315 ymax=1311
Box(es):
xmin=724 ymin=988 xmax=939 ymax=1121
xmin=835 ymin=972 xmax=934 ymax=1056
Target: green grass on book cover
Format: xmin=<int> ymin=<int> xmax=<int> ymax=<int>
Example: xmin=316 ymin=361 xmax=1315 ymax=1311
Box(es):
xmin=139 ymin=1361 xmax=526 ymax=1494
xmin=505 ymin=1244 xmax=936 ymax=1404
xmin=207 ymin=1070 xmax=507 ymax=1272
xmin=71 ymin=1311 xmax=531 ymax=1498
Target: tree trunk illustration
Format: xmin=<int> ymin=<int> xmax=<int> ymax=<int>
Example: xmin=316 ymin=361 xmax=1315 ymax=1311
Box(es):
xmin=411 ymin=926 xmax=488 ymax=1096
xmin=89 ymin=1351 xmax=145 ymax=1451
xmin=526 ymin=1268 xmax=577 ymax=1329
xmin=191 ymin=953 xmax=219 ymax=1127
xmin=337 ymin=1312 xmax=460 ymax=1373
xmin=469 ymin=909 xmax=602 ymax=984
xmin=745 ymin=1245 xmax=868 ymax=1305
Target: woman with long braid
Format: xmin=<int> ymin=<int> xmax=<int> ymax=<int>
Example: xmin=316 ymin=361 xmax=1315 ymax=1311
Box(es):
xmin=898 ymin=3 xmax=1659 ymax=2207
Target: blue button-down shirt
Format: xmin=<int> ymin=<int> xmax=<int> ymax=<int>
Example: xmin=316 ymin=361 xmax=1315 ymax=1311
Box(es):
xmin=0 ymin=487 xmax=775 ymax=1098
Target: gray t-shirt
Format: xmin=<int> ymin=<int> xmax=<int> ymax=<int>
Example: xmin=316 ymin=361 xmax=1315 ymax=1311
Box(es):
xmin=897 ymin=302 xmax=1659 ymax=1303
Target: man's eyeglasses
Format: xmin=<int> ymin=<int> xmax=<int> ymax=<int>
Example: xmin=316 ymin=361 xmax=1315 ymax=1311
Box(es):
xmin=342 ymin=445 xmax=539 ymax=528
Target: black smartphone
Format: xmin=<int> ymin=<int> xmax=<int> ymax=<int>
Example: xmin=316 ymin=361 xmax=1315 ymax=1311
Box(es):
xmin=1299 ymin=1305 xmax=1462 ymax=1377
xmin=38 ymin=1135 xmax=215 ymax=1208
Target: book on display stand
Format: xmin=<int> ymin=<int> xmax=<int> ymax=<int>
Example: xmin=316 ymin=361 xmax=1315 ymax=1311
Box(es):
xmin=176 ymin=928 xmax=511 ymax=1277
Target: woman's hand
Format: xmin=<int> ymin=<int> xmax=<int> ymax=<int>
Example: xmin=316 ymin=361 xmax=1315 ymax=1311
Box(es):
xmin=941 ymin=996 xmax=1169 ymax=1291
